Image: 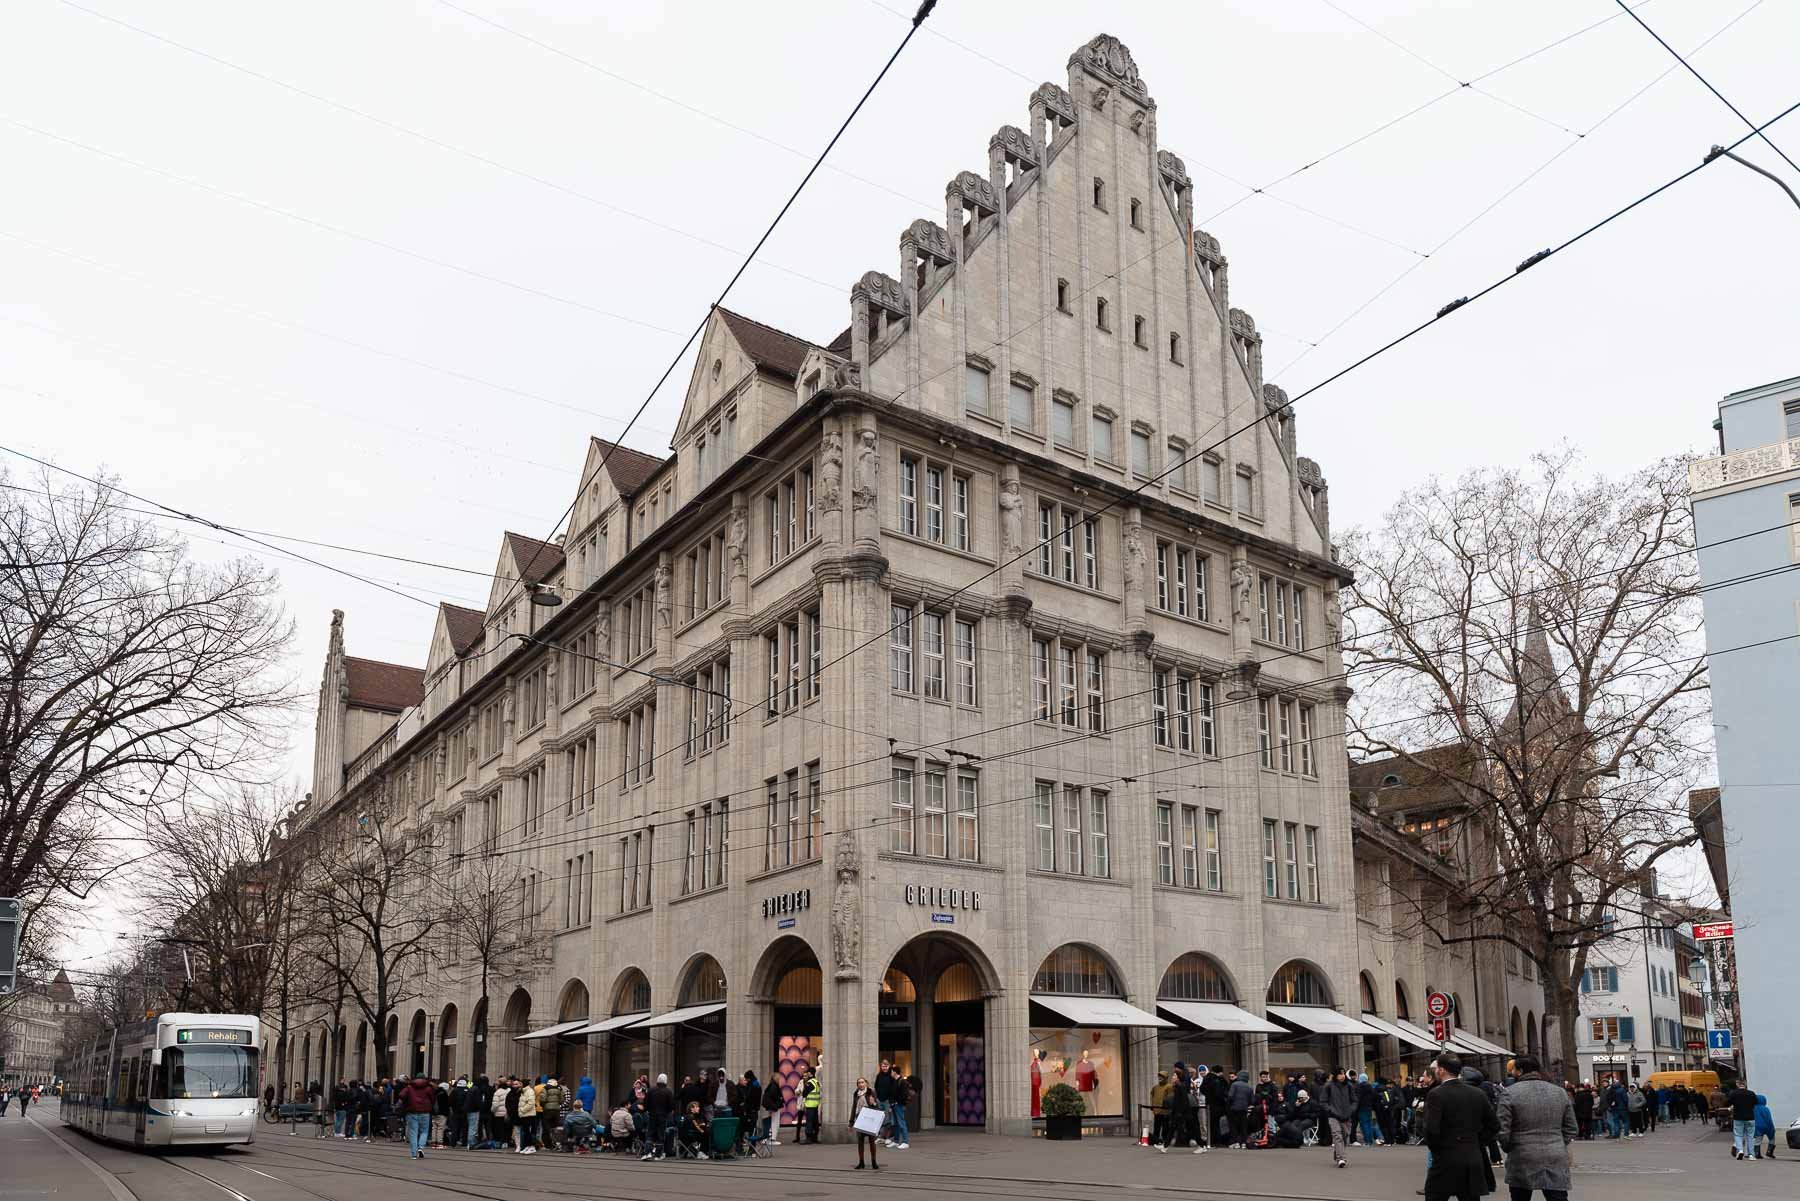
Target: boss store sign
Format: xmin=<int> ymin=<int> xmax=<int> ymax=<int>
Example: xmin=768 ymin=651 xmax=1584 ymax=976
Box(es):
xmin=904 ymin=884 xmax=982 ymax=911
xmin=761 ymin=888 xmax=812 ymax=919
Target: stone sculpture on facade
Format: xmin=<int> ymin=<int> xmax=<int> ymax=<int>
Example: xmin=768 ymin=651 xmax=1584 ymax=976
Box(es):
xmin=832 ymin=829 xmax=861 ymax=978
xmin=654 ymin=561 xmax=673 ymax=630
xmin=851 ymin=429 xmax=879 ymax=513
xmin=1232 ymin=559 xmax=1255 ymax=629
xmin=727 ymin=504 xmax=750 ymax=579
xmin=997 ymin=473 xmax=1024 ymax=561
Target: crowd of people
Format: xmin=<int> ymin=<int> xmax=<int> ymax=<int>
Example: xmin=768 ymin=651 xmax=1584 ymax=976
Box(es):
xmin=301 ymin=1065 xmax=821 ymax=1162
xmin=1148 ymin=1063 xmax=1465 ymax=1155
xmin=0 ymin=1084 xmax=41 ymax=1116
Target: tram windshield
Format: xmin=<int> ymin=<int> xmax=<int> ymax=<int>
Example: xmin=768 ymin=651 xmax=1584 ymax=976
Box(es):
xmin=163 ymin=1046 xmax=258 ymax=1099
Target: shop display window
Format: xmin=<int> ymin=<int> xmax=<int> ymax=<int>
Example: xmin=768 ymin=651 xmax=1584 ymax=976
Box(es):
xmin=1028 ymin=1028 xmax=1123 ymax=1117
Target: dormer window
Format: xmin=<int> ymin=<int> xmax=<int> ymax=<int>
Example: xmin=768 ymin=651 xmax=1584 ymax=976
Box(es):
xmin=803 ymin=369 xmax=821 ymax=399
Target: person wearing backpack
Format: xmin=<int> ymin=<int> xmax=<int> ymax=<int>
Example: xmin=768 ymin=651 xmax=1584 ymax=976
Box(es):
xmin=540 ymin=1078 xmax=564 ymax=1151
xmin=760 ymin=1075 xmax=785 ymax=1145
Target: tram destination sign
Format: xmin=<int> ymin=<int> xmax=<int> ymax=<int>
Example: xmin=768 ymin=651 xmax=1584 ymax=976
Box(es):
xmin=176 ymin=1027 xmax=250 ymax=1044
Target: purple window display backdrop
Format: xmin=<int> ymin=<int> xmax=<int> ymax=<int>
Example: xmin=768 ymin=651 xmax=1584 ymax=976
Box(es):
xmin=956 ymin=1035 xmax=985 ymax=1125
xmin=775 ymin=1034 xmax=820 ymax=1126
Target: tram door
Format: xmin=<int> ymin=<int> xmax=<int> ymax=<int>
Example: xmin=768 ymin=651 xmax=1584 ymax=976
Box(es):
xmin=135 ymin=1052 xmax=150 ymax=1140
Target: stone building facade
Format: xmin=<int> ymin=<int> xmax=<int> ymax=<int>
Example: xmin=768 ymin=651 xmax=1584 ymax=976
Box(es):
xmin=287 ymin=35 xmax=1371 ymax=1135
xmin=1 ymin=970 xmax=78 ymax=1088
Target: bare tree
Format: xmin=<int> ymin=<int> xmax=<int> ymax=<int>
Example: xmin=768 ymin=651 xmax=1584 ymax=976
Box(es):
xmin=443 ymin=850 xmax=546 ymax=1077
xmin=1343 ymin=450 xmax=1710 ymax=1079
xmin=0 ymin=468 xmax=293 ymax=905
xmin=138 ymin=786 xmax=314 ymax=1015
xmin=297 ymin=810 xmax=442 ymax=1079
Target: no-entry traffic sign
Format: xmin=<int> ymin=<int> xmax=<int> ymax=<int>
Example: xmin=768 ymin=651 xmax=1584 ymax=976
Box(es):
xmin=1426 ymin=990 xmax=1454 ymax=1019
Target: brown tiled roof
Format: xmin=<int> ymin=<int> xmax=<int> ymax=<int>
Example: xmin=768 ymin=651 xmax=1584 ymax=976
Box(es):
xmin=590 ymin=438 xmax=666 ymax=498
xmin=716 ymin=306 xmax=818 ymax=380
xmin=1348 ymin=744 xmax=1479 ymax=813
xmin=505 ymin=532 xmax=566 ymax=585
xmin=826 ymin=325 xmax=852 ymax=355
xmin=343 ymin=656 xmax=426 ymax=712
xmin=440 ymin=603 xmax=485 ymax=657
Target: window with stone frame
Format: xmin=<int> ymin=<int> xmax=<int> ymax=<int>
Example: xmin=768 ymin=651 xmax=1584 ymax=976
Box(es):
xmin=888 ymin=757 xmax=980 ymax=862
xmin=897 ymin=451 xmax=973 ymax=550
xmin=1033 ymin=780 xmax=1109 ymax=878
xmin=1030 ymin=636 xmax=1105 ymax=731
xmin=1034 ymin=499 xmax=1100 ymax=589
xmin=682 ymin=656 xmax=732 ymax=758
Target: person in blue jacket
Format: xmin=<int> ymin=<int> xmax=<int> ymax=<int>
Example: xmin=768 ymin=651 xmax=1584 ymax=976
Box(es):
xmin=577 ymin=1076 xmax=596 ymax=1116
xmin=1753 ymin=1094 xmax=1776 ymax=1160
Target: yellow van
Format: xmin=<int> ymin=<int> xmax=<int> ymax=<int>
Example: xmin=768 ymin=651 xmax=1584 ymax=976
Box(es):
xmin=1644 ymin=1069 xmax=1720 ymax=1093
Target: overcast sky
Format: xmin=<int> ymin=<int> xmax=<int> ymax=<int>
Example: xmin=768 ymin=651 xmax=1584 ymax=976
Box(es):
xmin=10 ymin=0 xmax=1791 ymax=963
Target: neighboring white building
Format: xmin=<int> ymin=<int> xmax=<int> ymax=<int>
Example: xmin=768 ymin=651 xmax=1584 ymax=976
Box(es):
xmin=1573 ymin=875 xmax=1688 ymax=1083
xmin=0 ymin=969 xmax=78 ymax=1088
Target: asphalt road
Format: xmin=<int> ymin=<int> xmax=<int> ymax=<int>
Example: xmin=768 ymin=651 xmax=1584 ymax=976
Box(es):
xmin=19 ymin=1100 xmax=1795 ymax=1201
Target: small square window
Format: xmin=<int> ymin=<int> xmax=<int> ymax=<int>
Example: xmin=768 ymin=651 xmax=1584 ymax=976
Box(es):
xmin=1129 ymin=198 xmax=1142 ymax=229
xmin=1092 ymin=178 xmax=1106 ymax=210
xmin=1091 ymin=414 xmax=1114 ymax=463
xmin=1169 ymin=332 xmax=1183 ymax=364
xmin=1009 ymin=380 xmax=1035 ymax=431
xmin=1052 ymin=395 xmax=1076 ymax=448
xmin=1133 ymin=315 xmax=1147 ymax=348
xmin=1130 ymin=429 xmax=1152 ymax=477
xmin=1056 ymin=278 xmax=1071 ymax=313
xmin=1096 ymin=297 xmax=1110 ymax=332
xmin=964 ymin=363 xmax=990 ymax=417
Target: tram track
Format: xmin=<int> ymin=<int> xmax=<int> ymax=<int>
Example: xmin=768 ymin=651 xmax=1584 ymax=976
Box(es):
xmin=229 ymin=1134 xmax=1404 ymax=1201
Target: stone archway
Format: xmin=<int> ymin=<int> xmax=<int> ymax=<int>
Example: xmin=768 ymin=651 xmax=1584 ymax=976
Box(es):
xmin=501 ymin=988 xmax=531 ymax=1075
xmin=750 ymin=935 xmax=825 ymax=1132
xmin=355 ymin=1021 xmax=369 ymax=1080
xmin=885 ymin=930 xmax=1002 ymax=1130
xmin=439 ymin=1005 xmax=460 ymax=1080
xmin=468 ymin=1000 xmax=487 ymax=1077
xmin=1511 ymin=1008 xmax=1524 ymax=1057
xmin=1156 ymin=951 xmax=1246 ymax=1076
xmin=554 ymin=980 xmax=591 ymax=1084
xmin=408 ymin=1009 xmax=428 ymax=1077
xmin=603 ymin=969 xmax=652 ymax=1100
xmin=1265 ymin=959 xmax=1338 ymax=1076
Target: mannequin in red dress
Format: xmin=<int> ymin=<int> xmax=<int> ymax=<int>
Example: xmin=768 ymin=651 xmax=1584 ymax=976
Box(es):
xmin=1029 ymin=1051 xmax=1043 ymax=1117
xmin=1076 ymin=1050 xmax=1097 ymax=1092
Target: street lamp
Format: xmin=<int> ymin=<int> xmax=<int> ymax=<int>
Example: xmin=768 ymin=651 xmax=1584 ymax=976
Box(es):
xmin=1705 ymin=145 xmax=1800 ymax=212
xmin=1604 ymin=1038 xmax=1615 ymax=1081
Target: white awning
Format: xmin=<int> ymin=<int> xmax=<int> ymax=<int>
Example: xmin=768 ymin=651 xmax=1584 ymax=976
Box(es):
xmin=1447 ymin=1033 xmax=1487 ymax=1056
xmin=1451 ymin=1031 xmax=1512 ymax=1058
xmin=1157 ymin=1000 xmax=1286 ymax=1034
xmin=512 ymin=1019 xmax=591 ymax=1043
xmin=1360 ymin=1013 xmax=1441 ymax=1051
xmin=1031 ymin=994 xmax=1173 ymax=1028
xmin=1394 ymin=1018 xmax=1450 ymax=1048
xmin=627 ymin=1002 xmax=727 ymax=1031
xmin=567 ymin=1012 xmax=650 ymax=1037
xmin=1265 ymin=1004 xmax=1384 ymax=1036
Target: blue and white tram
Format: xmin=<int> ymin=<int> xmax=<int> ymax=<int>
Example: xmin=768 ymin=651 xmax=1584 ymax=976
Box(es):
xmin=64 ymin=1012 xmax=260 ymax=1148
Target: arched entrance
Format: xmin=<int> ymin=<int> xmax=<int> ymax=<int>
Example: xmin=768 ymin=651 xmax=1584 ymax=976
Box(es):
xmin=750 ymin=936 xmax=823 ymax=1132
xmin=1265 ymin=960 xmax=1338 ymax=1076
xmin=408 ymin=1009 xmax=428 ymax=1077
xmin=885 ymin=932 xmax=1000 ymax=1129
xmin=439 ymin=1005 xmax=460 ymax=1080
xmin=1156 ymin=952 xmax=1248 ymax=1072
xmin=1511 ymin=1008 xmax=1524 ymax=1058
xmin=1526 ymin=1012 xmax=1539 ymax=1058
xmin=606 ymin=970 xmax=652 ymax=1098
xmin=1030 ymin=944 xmax=1139 ymax=1121
xmin=469 ymin=1000 xmax=487 ymax=1077
xmin=384 ymin=1014 xmax=399 ymax=1078
xmin=555 ymin=980 xmax=591 ymax=1084
xmin=301 ymin=1032 xmax=312 ymax=1093
xmin=501 ymin=988 xmax=531 ymax=1076
xmin=354 ymin=1021 xmax=369 ymax=1080
xmin=1395 ymin=982 xmax=1412 ymax=1022
xmin=670 ymin=955 xmax=727 ymax=1080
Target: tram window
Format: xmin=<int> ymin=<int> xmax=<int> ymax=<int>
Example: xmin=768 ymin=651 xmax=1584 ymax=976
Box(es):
xmin=137 ymin=1054 xmax=151 ymax=1101
xmin=165 ymin=1046 xmax=258 ymax=1099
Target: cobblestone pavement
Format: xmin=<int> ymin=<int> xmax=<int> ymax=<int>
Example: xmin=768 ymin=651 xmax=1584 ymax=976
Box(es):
xmin=19 ymin=1101 xmax=1796 ymax=1201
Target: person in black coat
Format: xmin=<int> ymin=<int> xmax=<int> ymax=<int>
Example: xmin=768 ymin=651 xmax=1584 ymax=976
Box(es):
xmin=1423 ymin=1055 xmax=1500 ymax=1201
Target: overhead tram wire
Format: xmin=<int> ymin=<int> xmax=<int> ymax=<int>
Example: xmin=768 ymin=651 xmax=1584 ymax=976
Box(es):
xmin=1269 ymin=0 xmax=1771 ymax=381
xmin=475 ymin=628 xmax=1796 ymax=882
xmin=474 ymin=547 xmax=1796 ymax=865
xmin=0 ymin=118 xmax=690 ymax=339
xmin=1614 ymin=0 xmax=1800 ymax=174
xmin=478 ymin=0 xmax=938 ymax=631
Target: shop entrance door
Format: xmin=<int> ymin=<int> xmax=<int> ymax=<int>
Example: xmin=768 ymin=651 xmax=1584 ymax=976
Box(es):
xmin=934 ymin=1000 xmax=986 ymax=1126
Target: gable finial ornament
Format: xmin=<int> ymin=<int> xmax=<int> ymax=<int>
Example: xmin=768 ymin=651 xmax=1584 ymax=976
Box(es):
xmin=904 ymin=218 xmax=952 ymax=261
xmin=854 ymin=270 xmax=907 ymax=315
xmin=948 ymin=170 xmax=1000 ymax=214
xmin=1158 ymin=150 xmax=1189 ymax=187
xmin=1070 ymin=34 xmax=1149 ymax=104
xmin=1263 ymin=383 xmax=1290 ymax=416
xmin=1031 ymin=82 xmax=1075 ymax=125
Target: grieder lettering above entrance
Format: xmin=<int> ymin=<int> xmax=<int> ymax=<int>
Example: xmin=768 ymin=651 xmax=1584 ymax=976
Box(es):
xmin=903 ymin=884 xmax=982 ymax=911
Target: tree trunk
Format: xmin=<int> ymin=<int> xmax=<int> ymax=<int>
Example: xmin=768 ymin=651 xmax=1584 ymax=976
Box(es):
xmin=1552 ymin=982 xmax=1581 ymax=1083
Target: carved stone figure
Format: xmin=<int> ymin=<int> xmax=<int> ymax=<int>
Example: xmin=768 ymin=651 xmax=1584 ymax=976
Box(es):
xmin=831 ymin=830 xmax=861 ymax=977
xmin=654 ymin=561 xmax=673 ymax=630
xmin=851 ymin=429 xmax=878 ymax=513
xmin=1091 ymin=84 xmax=1110 ymax=111
xmin=501 ymin=687 xmax=515 ymax=732
xmin=545 ymin=654 xmax=559 ymax=706
xmin=997 ymin=474 xmax=1024 ymax=560
xmin=1323 ymin=589 xmax=1344 ymax=649
xmin=1232 ymin=559 xmax=1255 ymax=627
xmin=1071 ymin=34 xmax=1147 ymax=100
xmin=818 ymin=430 xmax=844 ymax=514
xmin=726 ymin=504 xmax=750 ymax=578
xmin=1122 ymin=515 xmax=1146 ymax=596
xmin=595 ymin=604 xmax=611 ymax=654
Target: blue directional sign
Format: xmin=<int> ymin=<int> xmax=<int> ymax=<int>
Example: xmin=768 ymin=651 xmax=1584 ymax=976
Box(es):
xmin=1706 ymin=1029 xmax=1733 ymax=1051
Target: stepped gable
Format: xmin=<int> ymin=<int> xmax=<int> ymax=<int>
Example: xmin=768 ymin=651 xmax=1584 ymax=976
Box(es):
xmin=590 ymin=438 xmax=666 ymax=498
xmin=343 ymin=656 xmax=426 ymax=713
xmin=440 ymin=602 xmax=485 ymax=657
xmin=505 ymin=531 xmax=566 ymax=585
xmin=715 ymin=307 xmax=819 ymax=381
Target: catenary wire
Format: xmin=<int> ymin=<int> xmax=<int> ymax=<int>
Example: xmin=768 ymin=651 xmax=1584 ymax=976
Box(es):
xmin=467 ymin=627 xmax=1788 ymax=882
xmin=1267 ymin=0 xmax=1769 ymax=380
xmin=0 ymin=117 xmax=688 ymax=338
xmin=1613 ymin=0 xmax=1800 ymax=174
xmin=477 ymin=0 xmax=938 ymax=641
xmin=467 ymin=551 xmax=1777 ymax=866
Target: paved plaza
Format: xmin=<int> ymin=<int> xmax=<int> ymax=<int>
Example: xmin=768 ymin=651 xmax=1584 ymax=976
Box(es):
xmin=7 ymin=1099 xmax=1793 ymax=1201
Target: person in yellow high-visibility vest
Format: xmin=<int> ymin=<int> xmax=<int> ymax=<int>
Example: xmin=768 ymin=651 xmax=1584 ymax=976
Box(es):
xmin=799 ymin=1068 xmax=822 ymax=1144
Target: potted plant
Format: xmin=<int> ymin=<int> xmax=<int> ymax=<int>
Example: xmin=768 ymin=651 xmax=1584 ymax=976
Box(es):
xmin=1041 ymin=1082 xmax=1086 ymax=1140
